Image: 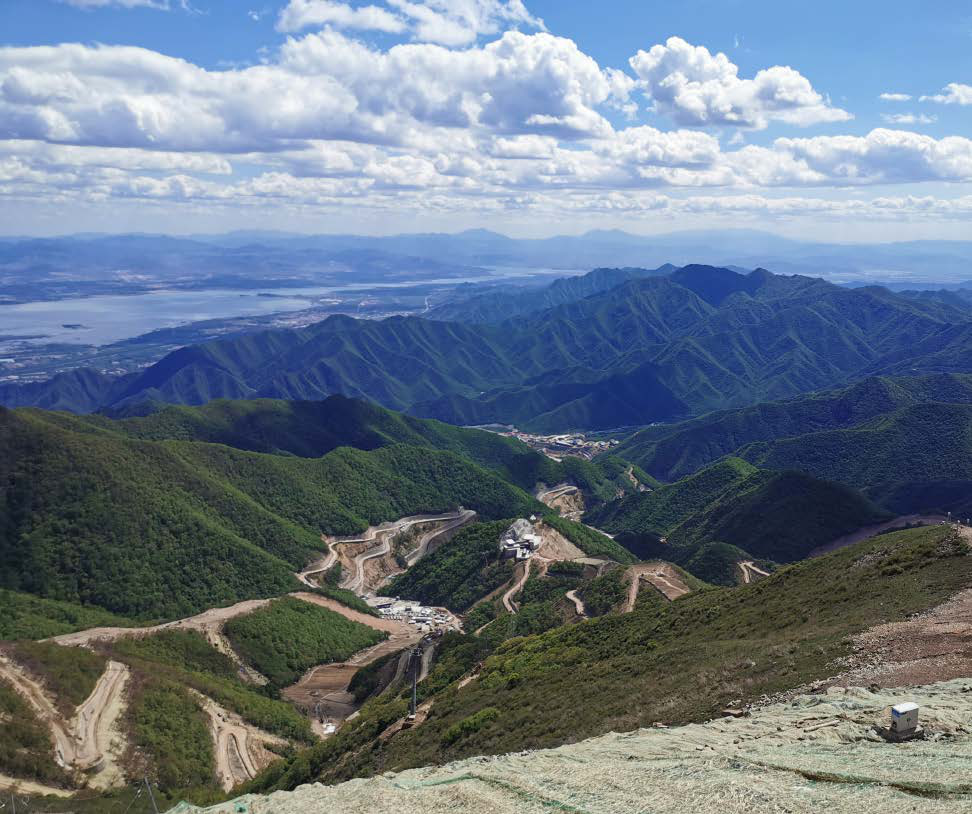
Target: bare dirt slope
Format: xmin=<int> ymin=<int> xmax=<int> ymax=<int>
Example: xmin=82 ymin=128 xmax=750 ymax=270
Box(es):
xmin=623 ymin=562 xmax=691 ymax=610
xmin=173 ymin=679 xmax=972 ymax=814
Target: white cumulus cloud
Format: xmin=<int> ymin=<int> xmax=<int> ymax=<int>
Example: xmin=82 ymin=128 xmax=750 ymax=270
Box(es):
xmin=629 ymin=36 xmax=851 ymax=129
xmin=921 ymin=83 xmax=972 ymax=105
xmin=879 ymin=92 xmax=911 ymax=102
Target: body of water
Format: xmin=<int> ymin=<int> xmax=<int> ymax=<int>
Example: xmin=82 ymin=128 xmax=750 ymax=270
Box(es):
xmin=0 ymin=267 xmax=584 ymax=348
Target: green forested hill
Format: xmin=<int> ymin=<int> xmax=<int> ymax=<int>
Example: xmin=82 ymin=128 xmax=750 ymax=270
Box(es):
xmin=0 ymin=406 xmax=542 ymax=619
xmin=586 ymin=458 xmax=889 ymax=581
xmin=737 ymin=402 xmax=972 ymax=515
xmin=6 ymin=266 xmax=972 ymax=432
xmin=614 ymin=374 xmax=972 ymax=482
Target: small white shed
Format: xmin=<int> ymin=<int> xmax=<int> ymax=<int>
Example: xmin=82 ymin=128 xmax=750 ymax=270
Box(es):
xmin=890 ymin=702 xmax=919 ymax=733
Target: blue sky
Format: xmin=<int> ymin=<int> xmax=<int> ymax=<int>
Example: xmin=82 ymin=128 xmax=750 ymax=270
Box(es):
xmin=1 ymin=0 xmax=970 ymax=239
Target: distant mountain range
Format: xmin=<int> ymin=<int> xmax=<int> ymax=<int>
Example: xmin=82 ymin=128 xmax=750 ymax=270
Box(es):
xmin=3 ymin=228 xmax=972 ymax=306
xmin=5 ymin=263 xmax=972 ymax=433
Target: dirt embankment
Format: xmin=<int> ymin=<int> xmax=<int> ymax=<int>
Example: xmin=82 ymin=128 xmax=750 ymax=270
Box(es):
xmin=623 ymin=562 xmax=691 ymax=611
xmin=536 ymin=484 xmax=584 ymax=519
xmin=191 ymin=691 xmax=288 ymax=792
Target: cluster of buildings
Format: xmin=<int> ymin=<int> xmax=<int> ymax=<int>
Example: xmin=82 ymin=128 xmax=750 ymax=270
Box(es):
xmin=365 ymin=597 xmax=458 ymax=633
xmin=491 ymin=427 xmax=620 ymax=461
xmin=500 ymin=518 xmax=541 ymax=561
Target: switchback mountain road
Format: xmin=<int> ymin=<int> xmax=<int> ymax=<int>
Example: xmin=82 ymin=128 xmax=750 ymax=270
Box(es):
xmin=0 ymin=654 xmax=130 ymax=788
xmin=72 ymin=660 xmax=130 ymax=787
xmin=502 ymin=560 xmax=533 ymax=614
xmin=329 ymin=511 xmax=474 ymax=594
xmin=192 ymin=690 xmax=288 ymax=792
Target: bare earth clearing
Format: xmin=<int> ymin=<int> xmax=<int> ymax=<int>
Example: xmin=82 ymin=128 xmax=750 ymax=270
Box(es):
xmin=623 ymin=562 xmax=691 ymax=610
xmin=825 ymin=526 xmax=972 ymax=689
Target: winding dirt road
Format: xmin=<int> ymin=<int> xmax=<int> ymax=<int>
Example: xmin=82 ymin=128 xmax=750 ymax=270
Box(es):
xmin=404 ymin=510 xmax=477 ymax=567
xmin=0 ymin=652 xmax=75 ymax=769
xmin=330 ymin=511 xmax=473 ymax=594
xmin=502 ymin=560 xmax=532 ymax=614
xmin=295 ymin=540 xmax=338 ymax=588
xmin=565 ymin=589 xmax=587 ymax=618
xmin=72 ymin=661 xmax=130 ymax=787
xmin=738 ymin=561 xmax=771 ymax=584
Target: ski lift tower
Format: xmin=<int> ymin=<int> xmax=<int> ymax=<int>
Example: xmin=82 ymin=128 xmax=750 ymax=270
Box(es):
xmin=402 ymin=645 xmax=422 ymax=728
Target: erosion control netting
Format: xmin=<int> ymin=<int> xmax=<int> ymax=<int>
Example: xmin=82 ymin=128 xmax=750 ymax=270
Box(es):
xmin=170 ymin=679 xmax=972 ymax=814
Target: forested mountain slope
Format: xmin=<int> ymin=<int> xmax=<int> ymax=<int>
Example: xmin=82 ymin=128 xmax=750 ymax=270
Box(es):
xmin=5 ymin=266 xmax=972 ymax=431
xmin=738 ymin=402 xmax=972 ymax=515
xmin=615 ymin=374 xmax=972 ymax=481
xmin=0 ymin=406 xmax=543 ymax=619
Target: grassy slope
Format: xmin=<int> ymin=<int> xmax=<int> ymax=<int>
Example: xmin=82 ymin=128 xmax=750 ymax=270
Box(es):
xmin=223 ymin=597 xmax=385 ymax=688
xmin=0 ymin=407 xmax=541 ymax=619
xmin=351 ymin=525 xmax=972 ymax=779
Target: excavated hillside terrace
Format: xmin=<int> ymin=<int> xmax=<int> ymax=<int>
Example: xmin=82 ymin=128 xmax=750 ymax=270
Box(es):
xmin=171 ymin=679 xmax=972 ymax=814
